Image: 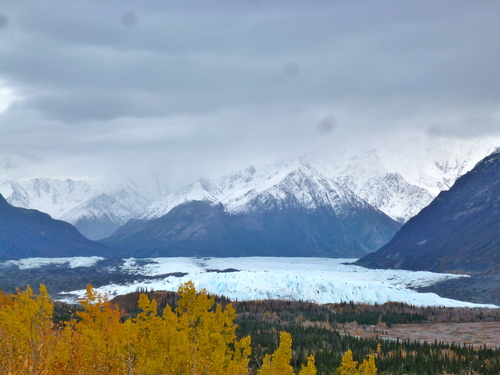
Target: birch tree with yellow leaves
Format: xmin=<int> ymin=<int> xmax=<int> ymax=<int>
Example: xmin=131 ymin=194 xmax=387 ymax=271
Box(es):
xmin=0 ymin=282 xmax=318 ymax=375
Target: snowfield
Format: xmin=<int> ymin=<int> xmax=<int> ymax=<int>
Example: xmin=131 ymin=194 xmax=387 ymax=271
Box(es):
xmin=49 ymin=257 xmax=497 ymax=308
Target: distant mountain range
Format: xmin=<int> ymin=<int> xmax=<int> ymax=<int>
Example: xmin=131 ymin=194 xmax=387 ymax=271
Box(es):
xmin=140 ymin=139 xmax=496 ymax=224
xmin=0 ymin=194 xmax=118 ymax=258
xmin=1 ymin=175 xmax=167 ymax=240
xmin=102 ymin=163 xmax=401 ymax=257
xmin=1 ymin=138 xmax=497 ymax=260
xmin=356 ymin=149 xmax=500 ymax=275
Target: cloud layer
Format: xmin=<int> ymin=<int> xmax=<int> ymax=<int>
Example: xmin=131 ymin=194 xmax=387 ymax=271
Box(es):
xmin=1 ymin=1 xmax=499 ymax=186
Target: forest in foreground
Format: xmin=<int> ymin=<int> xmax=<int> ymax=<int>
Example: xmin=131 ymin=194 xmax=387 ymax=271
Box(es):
xmin=1 ymin=283 xmax=500 ymax=375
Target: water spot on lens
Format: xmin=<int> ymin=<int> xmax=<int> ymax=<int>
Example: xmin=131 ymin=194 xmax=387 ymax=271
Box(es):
xmin=121 ymin=11 xmax=137 ymax=27
xmin=0 ymin=15 xmax=8 ymax=29
xmin=272 ymin=72 xmax=287 ymax=87
xmin=427 ymin=126 xmax=442 ymax=137
xmin=317 ymin=116 xmax=336 ymax=135
xmin=283 ymin=62 xmax=300 ymax=77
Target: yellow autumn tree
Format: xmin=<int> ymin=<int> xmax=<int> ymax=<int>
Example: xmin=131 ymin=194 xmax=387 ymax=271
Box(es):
xmin=258 ymin=331 xmax=296 ymax=375
xmin=0 ymin=282 xmax=320 ymax=375
xmin=0 ymin=285 xmax=55 ymax=374
xmin=122 ymin=288 xmax=192 ymax=374
xmin=298 ymin=354 xmax=317 ymax=375
xmin=64 ymin=284 xmax=125 ymax=375
xmin=359 ymin=355 xmax=377 ymax=375
xmin=338 ymin=349 xmax=359 ymax=375
xmin=257 ymin=331 xmax=316 ymax=375
xmin=64 ymin=282 xmax=252 ymax=375
xmin=175 ymin=280 xmax=251 ymax=375
xmin=338 ymin=350 xmax=377 ymax=375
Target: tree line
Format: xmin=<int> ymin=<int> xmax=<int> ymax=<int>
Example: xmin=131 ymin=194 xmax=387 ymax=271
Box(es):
xmin=4 ymin=282 xmax=499 ymax=374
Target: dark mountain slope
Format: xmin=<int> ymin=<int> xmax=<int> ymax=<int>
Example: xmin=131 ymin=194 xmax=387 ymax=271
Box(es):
xmin=356 ymin=150 xmax=500 ymax=274
xmin=0 ymin=194 xmax=120 ymax=259
xmin=102 ymin=201 xmax=248 ymax=257
xmin=102 ymin=199 xmax=401 ymax=258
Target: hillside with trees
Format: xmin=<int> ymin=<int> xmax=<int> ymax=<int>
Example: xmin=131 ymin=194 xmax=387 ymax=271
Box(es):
xmin=2 ymin=284 xmax=500 ymax=374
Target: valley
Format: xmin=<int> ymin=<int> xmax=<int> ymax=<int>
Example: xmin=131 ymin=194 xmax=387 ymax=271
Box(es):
xmin=98 ymin=289 xmax=500 ymax=373
xmin=3 ymin=2 xmax=500 ymax=372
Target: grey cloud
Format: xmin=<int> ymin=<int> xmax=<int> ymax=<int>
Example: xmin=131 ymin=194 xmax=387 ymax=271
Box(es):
xmin=3 ymin=0 xmax=500 ymax=122
xmin=1 ymin=0 xmax=500 ymax=184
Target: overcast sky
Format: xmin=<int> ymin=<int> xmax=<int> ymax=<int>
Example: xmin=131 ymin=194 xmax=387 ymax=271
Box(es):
xmin=1 ymin=0 xmax=499 ymax=188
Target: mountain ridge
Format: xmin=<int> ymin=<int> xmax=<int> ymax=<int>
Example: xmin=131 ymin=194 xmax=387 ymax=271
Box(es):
xmin=356 ymin=150 xmax=500 ymax=274
xmin=102 ymin=163 xmax=401 ymax=257
xmin=0 ymin=194 xmax=120 ymax=259
xmin=2 ymin=139 xmax=496 ymax=243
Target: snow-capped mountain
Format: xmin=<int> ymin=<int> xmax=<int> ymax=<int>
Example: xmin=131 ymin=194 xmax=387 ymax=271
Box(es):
xmin=315 ymin=138 xmax=498 ymax=222
xmin=142 ymin=160 xmax=374 ymax=219
xmin=357 ymin=148 xmax=500 ymax=274
xmin=60 ymin=188 xmax=153 ymax=240
xmin=0 ymin=194 xmax=119 ymax=258
xmin=1 ymin=176 xmax=168 ymax=240
xmin=141 ymin=138 xmax=496 ymax=225
xmin=315 ymin=151 xmax=434 ymax=223
xmin=2 ymin=137 xmax=496 ymax=246
xmin=104 ymin=162 xmax=400 ymax=258
xmin=1 ymin=178 xmax=96 ymax=219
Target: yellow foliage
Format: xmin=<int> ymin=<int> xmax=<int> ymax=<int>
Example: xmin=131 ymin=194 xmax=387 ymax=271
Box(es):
xmin=0 ymin=290 xmax=14 ymax=307
xmin=337 ymin=350 xmax=377 ymax=375
xmin=337 ymin=350 xmax=359 ymax=375
xmin=256 ymin=331 xmax=317 ymax=375
xmin=298 ymin=354 xmax=317 ymax=375
xmin=359 ymin=355 xmax=377 ymax=375
xmin=0 ymin=285 xmax=55 ymax=374
xmin=0 ymin=282 xmax=254 ymax=375
xmin=258 ymin=331 xmax=296 ymax=375
xmin=0 ymin=282 xmax=319 ymax=375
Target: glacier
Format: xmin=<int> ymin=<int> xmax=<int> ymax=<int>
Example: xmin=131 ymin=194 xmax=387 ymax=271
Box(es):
xmin=53 ymin=257 xmax=497 ymax=308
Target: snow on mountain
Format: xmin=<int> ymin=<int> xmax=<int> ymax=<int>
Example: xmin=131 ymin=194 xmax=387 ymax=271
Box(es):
xmin=357 ymin=149 xmax=500 ymax=274
xmin=141 ymin=160 xmax=376 ymax=221
xmin=56 ymin=257 xmax=496 ymax=308
xmin=376 ymin=137 xmax=497 ymax=195
xmin=1 ymin=176 xmax=169 ymax=240
xmin=2 ymin=178 xmax=96 ymax=218
xmin=311 ymin=137 xmax=497 ymax=222
xmin=142 ymin=137 xmax=496 ymax=224
xmin=140 ymin=178 xmax=220 ymax=220
xmin=314 ymin=152 xmax=433 ymax=223
xmin=59 ymin=189 xmax=154 ymax=240
xmin=2 ymin=138 xmax=496 ymax=238
xmin=222 ymin=161 xmax=367 ymax=215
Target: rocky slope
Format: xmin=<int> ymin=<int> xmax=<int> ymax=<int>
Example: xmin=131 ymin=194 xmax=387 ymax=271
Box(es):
xmin=356 ymin=149 xmax=500 ymax=274
xmin=0 ymin=194 xmax=120 ymax=259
